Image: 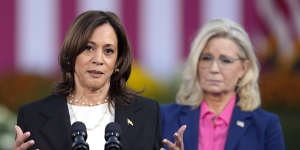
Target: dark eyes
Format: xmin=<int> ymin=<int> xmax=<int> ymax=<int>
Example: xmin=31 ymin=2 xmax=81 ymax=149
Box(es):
xmin=220 ymin=56 xmax=234 ymax=63
xmin=200 ymin=55 xmax=213 ymax=61
xmin=85 ymin=45 xmax=94 ymax=51
xmin=104 ymin=48 xmax=114 ymax=55
xmin=200 ymin=55 xmax=235 ymax=63
xmin=84 ymin=45 xmax=115 ymax=55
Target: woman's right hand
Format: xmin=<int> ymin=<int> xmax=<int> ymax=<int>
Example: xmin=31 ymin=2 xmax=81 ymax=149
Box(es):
xmin=161 ymin=125 xmax=186 ymax=150
xmin=12 ymin=125 xmax=35 ymax=150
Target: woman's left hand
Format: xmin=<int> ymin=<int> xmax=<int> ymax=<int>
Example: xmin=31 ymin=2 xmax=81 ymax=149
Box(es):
xmin=161 ymin=125 xmax=186 ymax=150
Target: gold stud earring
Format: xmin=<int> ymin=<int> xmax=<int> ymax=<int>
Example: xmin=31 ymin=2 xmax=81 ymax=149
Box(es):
xmin=114 ymin=68 xmax=119 ymax=73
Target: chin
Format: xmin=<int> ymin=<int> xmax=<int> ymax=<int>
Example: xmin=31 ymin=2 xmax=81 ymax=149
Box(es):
xmin=207 ymin=90 xmax=223 ymax=94
xmin=203 ymin=87 xmax=237 ymax=96
xmin=85 ymin=81 xmax=105 ymax=89
xmin=203 ymin=87 xmax=223 ymax=94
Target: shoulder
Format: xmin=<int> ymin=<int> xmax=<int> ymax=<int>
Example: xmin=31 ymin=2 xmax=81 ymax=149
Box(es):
xmin=119 ymin=95 xmax=160 ymax=116
xmin=160 ymin=103 xmax=192 ymax=116
xmin=132 ymin=95 xmax=159 ymax=107
xmin=160 ymin=103 xmax=198 ymax=126
xmin=250 ymin=108 xmax=282 ymax=132
xmin=248 ymin=108 xmax=285 ymax=149
xmin=160 ymin=103 xmax=182 ymax=110
xmin=246 ymin=108 xmax=284 ymax=139
xmin=17 ymin=94 xmax=66 ymax=131
xmin=236 ymin=107 xmax=281 ymax=129
xmin=18 ymin=94 xmax=65 ymax=115
xmin=250 ymin=108 xmax=280 ymax=124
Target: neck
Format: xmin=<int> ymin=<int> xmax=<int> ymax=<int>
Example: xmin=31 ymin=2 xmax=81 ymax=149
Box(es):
xmin=203 ymin=91 xmax=235 ymax=115
xmin=72 ymin=81 xmax=110 ymax=105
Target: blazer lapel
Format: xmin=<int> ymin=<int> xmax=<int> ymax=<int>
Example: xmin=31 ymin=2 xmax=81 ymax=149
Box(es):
xmin=224 ymin=106 xmax=252 ymax=150
xmin=115 ymin=101 xmax=142 ymax=150
xmin=39 ymin=95 xmax=72 ymax=150
xmin=179 ymin=106 xmax=200 ymax=150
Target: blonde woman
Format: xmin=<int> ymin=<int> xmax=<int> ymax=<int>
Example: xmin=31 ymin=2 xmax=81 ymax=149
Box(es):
xmin=161 ymin=19 xmax=285 ymax=150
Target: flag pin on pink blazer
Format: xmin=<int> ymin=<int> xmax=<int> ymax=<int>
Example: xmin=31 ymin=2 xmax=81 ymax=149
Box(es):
xmin=236 ymin=120 xmax=244 ymax=128
xmin=127 ymin=118 xmax=134 ymax=126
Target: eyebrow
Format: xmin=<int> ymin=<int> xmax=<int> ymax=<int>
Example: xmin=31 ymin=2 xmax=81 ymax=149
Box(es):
xmin=200 ymin=52 xmax=212 ymax=56
xmin=201 ymin=52 xmax=238 ymax=58
xmin=87 ymin=41 xmax=115 ymax=48
xmin=87 ymin=41 xmax=96 ymax=46
xmin=103 ymin=44 xmax=114 ymax=48
xmin=219 ymin=54 xmax=239 ymax=58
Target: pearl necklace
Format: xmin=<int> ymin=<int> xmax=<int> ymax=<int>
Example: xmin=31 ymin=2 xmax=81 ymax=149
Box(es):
xmin=68 ymin=94 xmax=108 ymax=106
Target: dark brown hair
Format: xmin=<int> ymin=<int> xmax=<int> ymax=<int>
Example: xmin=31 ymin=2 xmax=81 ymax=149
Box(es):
xmin=54 ymin=10 xmax=135 ymax=105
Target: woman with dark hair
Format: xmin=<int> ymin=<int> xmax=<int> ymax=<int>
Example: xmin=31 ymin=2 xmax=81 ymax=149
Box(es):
xmin=13 ymin=10 xmax=162 ymax=150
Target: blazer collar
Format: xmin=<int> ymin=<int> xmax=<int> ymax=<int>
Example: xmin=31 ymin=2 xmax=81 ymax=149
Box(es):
xmin=179 ymin=106 xmax=200 ymax=150
xmin=36 ymin=95 xmax=146 ymax=150
xmin=224 ymin=106 xmax=252 ymax=150
xmin=178 ymin=96 xmax=253 ymax=150
xmin=38 ymin=95 xmax=72 ymax=150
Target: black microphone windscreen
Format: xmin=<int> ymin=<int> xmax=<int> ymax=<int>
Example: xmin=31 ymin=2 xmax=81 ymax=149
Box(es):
xmin=105 ymin=122 xmax=121 ymax=134
xmin=71 ymin=121 xmax=87 ymax=132
xmin=105 ymin=122 xmax=122 ymax=150
xmin=71 ymin=121 xmax=89 ymax=150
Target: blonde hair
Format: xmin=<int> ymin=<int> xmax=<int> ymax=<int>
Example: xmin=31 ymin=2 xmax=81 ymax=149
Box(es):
xmin=176 ymin=18 xmax=261 ymax=111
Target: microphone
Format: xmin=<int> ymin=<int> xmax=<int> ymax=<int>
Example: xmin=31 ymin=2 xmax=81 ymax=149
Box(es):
xmin=105 ymin=122 xmax=122 ymax=150
xmin=71 ymin=121 xmax=89 ymax=150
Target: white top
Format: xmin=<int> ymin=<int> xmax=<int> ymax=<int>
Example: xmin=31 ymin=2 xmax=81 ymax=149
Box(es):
xmin=67 ymin=103 xmax=115 ymax=150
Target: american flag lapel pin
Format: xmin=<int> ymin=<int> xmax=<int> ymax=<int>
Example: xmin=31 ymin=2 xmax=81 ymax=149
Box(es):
xmin=127 ymin=118 xmax=134 ymax=126
xmin=236 ymin=120 xmax=245 ymax=128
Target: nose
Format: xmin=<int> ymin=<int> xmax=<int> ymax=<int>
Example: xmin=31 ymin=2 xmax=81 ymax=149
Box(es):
xmin=91 ymin=48 xmax=104 ymax=65
xmin=209 ymin=59 xmax=221 ymax=73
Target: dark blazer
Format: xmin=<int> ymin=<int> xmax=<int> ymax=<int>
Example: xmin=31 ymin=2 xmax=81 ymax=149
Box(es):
xmin=17 ymin=94 xmax=162 ymax=150
xmin=161 ymin=103 xmax=285 ymax=150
